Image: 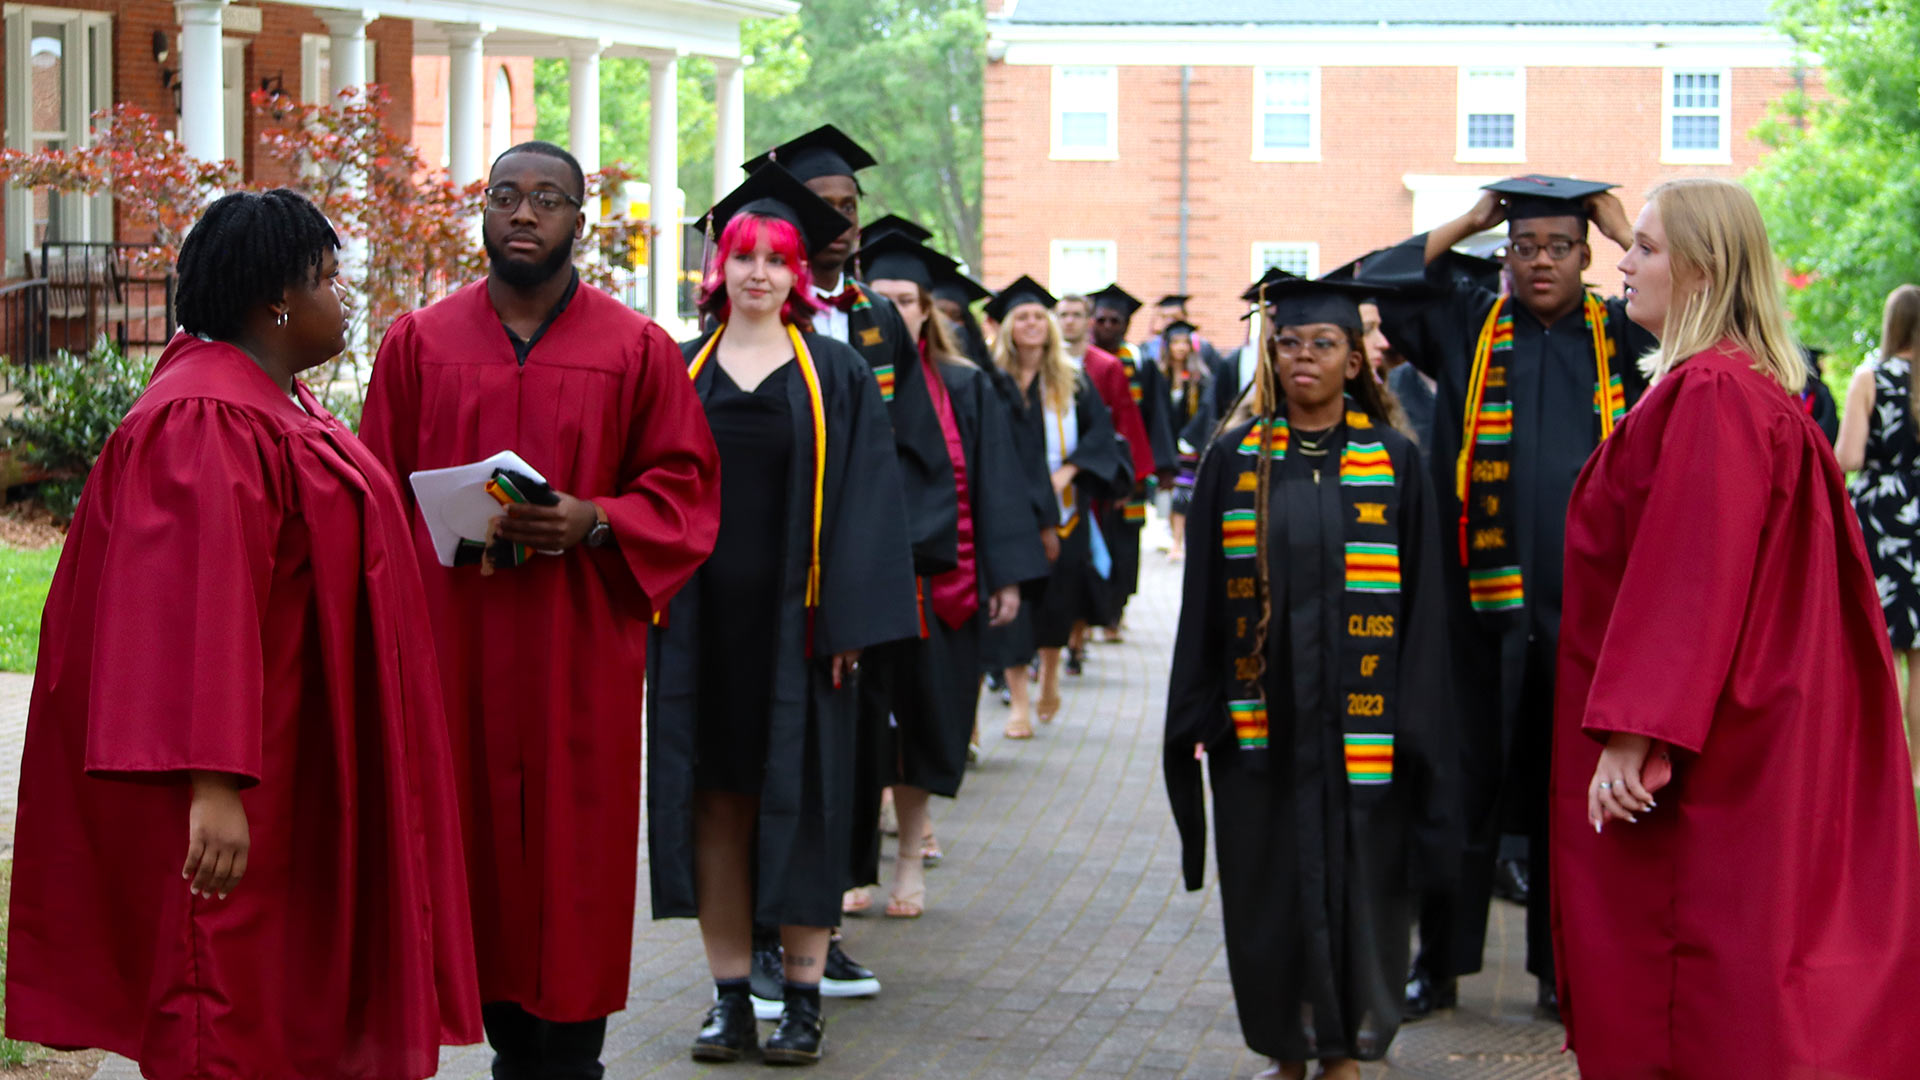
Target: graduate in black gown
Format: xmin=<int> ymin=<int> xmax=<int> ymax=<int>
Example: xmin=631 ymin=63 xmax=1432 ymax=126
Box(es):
xmin=1356 ymin=175 xmax=1657 ymax=1020
xmin=647 ymin=165 xmax=919 ymax=1067
xmin=1166 ymin=277 xmax=1456 ymax=1080
xmin=1088 ymin=283 xmax=1175 ymax=639
xmin=861 ymin=234 xmax=1051 ymax=916
xmin=989 ymin=276 xmax=1132 ymax=738
xmin=1163 ymin=320 xmax=1219 ymax=563
xmin=741 ymin=125 xmax=957 ymax=997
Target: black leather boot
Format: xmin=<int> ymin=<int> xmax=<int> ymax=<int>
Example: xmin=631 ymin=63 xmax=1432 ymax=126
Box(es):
xmin=762 ymin=985 xmax=825 ymax=1065
xmin=1403 ymin=964 xmax=1458 ymax=1021
xmin=691 ymin=988 xmax=758 ymax=1063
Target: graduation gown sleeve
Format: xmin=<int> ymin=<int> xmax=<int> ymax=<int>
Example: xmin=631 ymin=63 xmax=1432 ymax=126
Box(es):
xmin=858 ymin=289 xmax=959 ymax=577
xmin=956 ymin=365 xmax=1051 ymax=591
xmin=1136 ymin=358 xmax=1180 ymax=475
xmin=1163 ymin=432 xmax=1234 ymax=891
xmin=1069 ymin=376 xmax=1134 ymax=500
xmin=1389 ymin=441 xmax=1461 ymax=893
xmin=1086 ymin=347 xmax=1156 ymax=485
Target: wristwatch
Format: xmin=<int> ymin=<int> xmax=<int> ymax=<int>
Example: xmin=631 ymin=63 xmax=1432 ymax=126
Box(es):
xmin=585 ymin=502 xmax=612 ymax=548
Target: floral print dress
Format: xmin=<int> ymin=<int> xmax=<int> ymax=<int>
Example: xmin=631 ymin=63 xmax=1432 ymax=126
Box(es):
xmin=1849 ymin=354 xmax=1920 ymax=648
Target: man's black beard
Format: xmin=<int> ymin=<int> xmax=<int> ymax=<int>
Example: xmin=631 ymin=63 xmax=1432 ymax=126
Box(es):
xmin=486 ymin=230 xmax=576 ymax=290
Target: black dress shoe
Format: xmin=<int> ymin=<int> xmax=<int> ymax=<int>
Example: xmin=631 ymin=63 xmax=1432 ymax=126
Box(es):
xmin=820 ymin=938 xmax=881 ymax=997
xmin=1493 ymin=856 xmax=1531 ymax=905
xmin=691 ymin=991 xmax=758 ymax=1063
xmin=1065 ymin=648 xmax=1084 ymax=676
xmin=1536 ymin=980 xmax=1561 ymax=1023
xmin=762 ymin=991 xmax=824 ymax=1065
xmin=1403 ymin=966 xmax=1457 ymax=1021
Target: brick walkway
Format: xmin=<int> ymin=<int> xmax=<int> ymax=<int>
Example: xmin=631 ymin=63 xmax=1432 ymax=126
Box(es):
xmin=70 ymin=552 xmax=1575 ymax=1079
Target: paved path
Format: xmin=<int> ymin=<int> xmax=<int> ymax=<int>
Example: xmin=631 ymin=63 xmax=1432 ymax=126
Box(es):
xmin=72 ymin=552 xmax=1575 ymax=1079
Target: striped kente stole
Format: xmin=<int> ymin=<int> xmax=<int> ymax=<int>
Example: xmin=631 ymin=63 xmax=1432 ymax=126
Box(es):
xmin=1118 ymin=344 xmax=1150 ymax=523
xmin=1456 ymin=292 xmax=1622 ymax=619
xmin=1218 ymin=409 xmax=1401 ymax=783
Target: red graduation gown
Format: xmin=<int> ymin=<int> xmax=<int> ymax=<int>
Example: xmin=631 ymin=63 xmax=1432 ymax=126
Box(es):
xmin=1552 ymin=343 xmax=1920 ymax=1078
xmin=6 ymin=334 xmax=481 ymax=1079
xmin=1084 ymin=344 xmax=1156 ymax=484
xmin=360 ymin=280 xmax=720 ymax=1022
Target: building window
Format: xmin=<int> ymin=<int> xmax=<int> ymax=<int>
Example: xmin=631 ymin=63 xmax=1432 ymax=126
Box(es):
xmin=301 ymin=35 xmax=380 ymax=104
xmin=1252 ymin=242 xmax=1318 ymax=282
xmin=1049 ymin=240 xmax=1115 ymax=296
xmin=1457 ymin=67 xmax=1524 ymax=163
xmin=3 ymin=7 xmax=113 ymax=271
xmin=1051 ymin=66 xmax=1117 ymax=161
xmin=1252 ymin=67 xmax=1319 ymax=162
xmin=1664 ymin=69 xmax=1731 ymax=163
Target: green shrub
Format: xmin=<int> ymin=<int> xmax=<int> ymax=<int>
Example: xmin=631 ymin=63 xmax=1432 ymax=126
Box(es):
xmin=3 ymin=338 xmax=154 ymax=519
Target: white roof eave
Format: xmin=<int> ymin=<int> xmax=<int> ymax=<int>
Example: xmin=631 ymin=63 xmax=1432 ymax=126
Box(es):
xmin=294 ymin=0 xmax=797 ymax=57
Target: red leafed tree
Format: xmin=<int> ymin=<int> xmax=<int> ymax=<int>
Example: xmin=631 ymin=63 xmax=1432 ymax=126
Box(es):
xmin=0 ymin=90 xmax=651 ymax=425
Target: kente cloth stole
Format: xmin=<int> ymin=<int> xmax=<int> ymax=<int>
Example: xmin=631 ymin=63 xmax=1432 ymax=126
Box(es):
xmin=1219 ymin=411 xmax=1400 ymax=784
xmin=848 ymin=284 xmax=893 ymax=402
xmin=685 ymin=324 xmax=830 ymax=648
xmin=1116 ymin=346 xmax=1150 ymax=524
xmin=1456 ymin=293 xmax=1621 ymax=617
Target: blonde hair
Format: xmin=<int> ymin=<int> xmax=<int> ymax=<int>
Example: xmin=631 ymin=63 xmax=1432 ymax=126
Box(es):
xmin=1639 ymin=178 xmax=1804 ymax=393
xmin=991 ymin=304 xmax=1076 ymax=416
xmin=1881 ymin=284 xmax=1920 ymax=425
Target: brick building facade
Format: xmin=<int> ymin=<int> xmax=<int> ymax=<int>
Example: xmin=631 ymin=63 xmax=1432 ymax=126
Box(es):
xmin=984 ymin=0 xmax=1811 ymax=342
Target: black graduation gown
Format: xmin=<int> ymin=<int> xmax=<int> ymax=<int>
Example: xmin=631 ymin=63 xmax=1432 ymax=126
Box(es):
xmin=982 ymin=367 xmax=1065 ymax=671
xmin=1021 ymin=372 xmax=1132 ymax=649
xmin=1360 ymin=234 xmax=1656 ymax=979
xmin=1098 ymin=346 xmax=1177 ymax=617
xmin=845 ymin=281 xmax=959 ymax=576
xmin=648 ymin=328 xmax=921 ymax=930
xmin=889 ymin=361 xmax=1052 ymax=797
xmin=1165 ymin=419 xmax=1455 ymax=1063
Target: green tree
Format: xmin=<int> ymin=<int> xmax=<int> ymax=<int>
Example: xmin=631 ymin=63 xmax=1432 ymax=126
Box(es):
xmin=1748 ymin=0 xmax=1920 ymax=380
xmin=535 ymin=2 xmax=984 ymax=268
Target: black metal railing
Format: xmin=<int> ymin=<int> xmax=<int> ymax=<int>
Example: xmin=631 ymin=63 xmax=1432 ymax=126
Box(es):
xmin=0 ymin=279 xmax=50 ymax=375
xmin=28 ymin=241 xmax=176 ymax=357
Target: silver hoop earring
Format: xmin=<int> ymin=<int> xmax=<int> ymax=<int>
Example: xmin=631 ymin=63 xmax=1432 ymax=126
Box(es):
xmin=276 ymin=311 xmax=289 ymax=328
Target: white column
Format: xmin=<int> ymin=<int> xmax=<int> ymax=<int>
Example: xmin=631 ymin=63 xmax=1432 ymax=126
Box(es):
xmin=712 ymin=57 xmax=747 ymax=204
xmin=648 ymin=50 xmax=680 ymax=322
xmin=174 ymin=0 xmax=228 ymax=163
xmin=566 ymin=39 xmax=604 ymax=227
xmin=319 ymin=9 xmax=375 ymax=98
xmin=445 ymin=24 xmax=489 ymax=187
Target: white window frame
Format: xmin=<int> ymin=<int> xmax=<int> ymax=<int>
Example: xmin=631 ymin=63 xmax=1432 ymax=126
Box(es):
xmin=1050 ymin=65 xmax=1117 ymax=161
xmin=3 ymin=5 xmax=113 ymax=273
xmin=300 ymin=33 xmax=379 ymax=104
xmin=1662 ymin=67 xmax=1732 ymax=165
xmin=1250 ymin=66 xmax=1320 ymax=162
xmin=1251 ymin=241 xmax=1319 ymax=283
xmin=1455 ymin=66 xmax=1525 ymax=164
xmin=1048 ymin=239 xmax=1116 ymax=297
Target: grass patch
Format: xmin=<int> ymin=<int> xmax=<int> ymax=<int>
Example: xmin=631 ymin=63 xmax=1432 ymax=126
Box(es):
xmin=0 ymin=547 xmax=58 ymax=675
xmin=0 ymin=860 xmax=40 ymax=1067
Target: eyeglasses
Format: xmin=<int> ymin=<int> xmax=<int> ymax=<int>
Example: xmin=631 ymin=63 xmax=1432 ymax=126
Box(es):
xmin=1274 ymin=334 xmax=1348 ymax=358
xmin=484 ymin=186 xmax=583 ymax=215
xmin=1511 ymin=238 xmax=1583 ymax=261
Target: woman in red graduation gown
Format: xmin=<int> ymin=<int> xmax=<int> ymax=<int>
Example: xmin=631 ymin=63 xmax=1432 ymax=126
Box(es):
xmin=5 ymin=190 xmax=480 ymax=1078
xmin=1553 ymin=178 xmax=1920 ymax=1077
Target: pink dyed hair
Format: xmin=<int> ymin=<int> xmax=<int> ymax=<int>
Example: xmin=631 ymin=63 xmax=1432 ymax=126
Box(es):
xmin=698 ymin=213 xmax=820 ymax=325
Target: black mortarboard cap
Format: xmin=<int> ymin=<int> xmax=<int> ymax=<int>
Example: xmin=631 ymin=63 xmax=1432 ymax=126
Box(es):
xmin=1263 ymin=276 xmax=1395 ymax=333
xmin=861 ymin=214 xmax=933 ymax=245
xmin=984 ymin=275 xmax=1057 ymax=324
xmin=1162 ymin=319 xmax=1197 ymax=338
xmin=858 ymin=231 xmax=958 ymax=290
xmin=745 ymin=124 xmax=877 ymax=185
xmin=1087 ymin=283 xmax=1143 ymax=318
xmin=1483 ymin=174 xmax=1617 ymax=224
xmin=1241 ymin=266 xmax=1305 ymax=308
xmin=1156 ymin=294 xmax=1192 ymax=308
xmin=1437 ymin=249 xmax=1505 ymax=295
xmin=701 ymin=163 xmax=854 ymax=258
xmin=1323 ymin=248 xmax=1388 ymax=284
xmin=932 ymin=271 xmax=991 ymax=307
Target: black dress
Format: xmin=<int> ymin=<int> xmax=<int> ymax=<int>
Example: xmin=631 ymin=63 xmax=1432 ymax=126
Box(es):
xmin=1849 ymin=355 xmax=1920 ymax=648
xmin=694 ymin=362 xmax=793 ymax=795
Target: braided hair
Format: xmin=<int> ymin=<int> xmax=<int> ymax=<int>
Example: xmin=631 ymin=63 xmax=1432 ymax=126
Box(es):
xmin=175 ymin=189 xmax=339 ymax=341
xmin=1243 ymin=323 xmax=1409 ymax=694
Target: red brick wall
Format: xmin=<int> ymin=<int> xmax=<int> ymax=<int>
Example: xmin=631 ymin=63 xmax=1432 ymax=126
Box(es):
xmin=2 ymin=0 xmax=418 ymax=257
xmin=984 ymin=60 xmax=1813 ymax=343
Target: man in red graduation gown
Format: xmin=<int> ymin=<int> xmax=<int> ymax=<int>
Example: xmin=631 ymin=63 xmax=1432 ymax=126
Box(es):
xmin=361 ymin=142 xmax=721 ymax=1079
